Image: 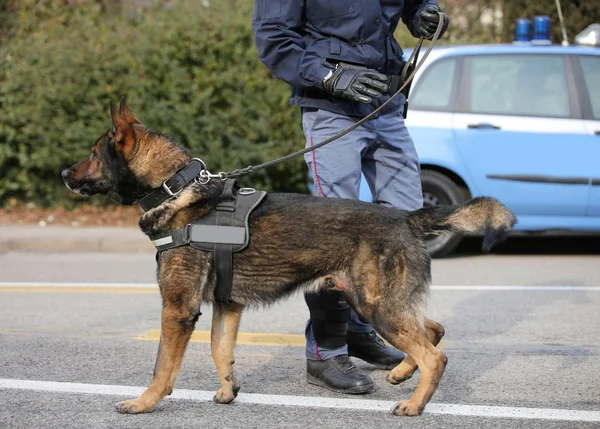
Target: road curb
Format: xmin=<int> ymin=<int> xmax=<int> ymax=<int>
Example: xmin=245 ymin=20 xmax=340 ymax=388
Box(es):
xmin=0 ymin=238 xmax=155 ymax=253
xmin=0 ymin=225 xmax=155 ymax=253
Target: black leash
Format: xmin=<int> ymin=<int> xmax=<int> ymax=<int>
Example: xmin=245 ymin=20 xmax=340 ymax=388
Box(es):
xmin=222 ymin=14 xmax=444 ymax=179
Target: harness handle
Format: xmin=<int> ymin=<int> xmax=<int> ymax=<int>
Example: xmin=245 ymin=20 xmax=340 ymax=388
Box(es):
xmin=222 ymin=12 xmax=445 ymax=179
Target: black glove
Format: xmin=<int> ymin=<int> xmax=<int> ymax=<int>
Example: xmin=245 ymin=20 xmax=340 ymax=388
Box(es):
xmin=418 ymin=6 xmax=449 ymax=40
xmin=323 ymin=64 xmax=389 ymax=104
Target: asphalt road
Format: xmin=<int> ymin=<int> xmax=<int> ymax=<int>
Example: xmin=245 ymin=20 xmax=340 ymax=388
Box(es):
xmin=1 ymin=237 xmax=599 ymax=428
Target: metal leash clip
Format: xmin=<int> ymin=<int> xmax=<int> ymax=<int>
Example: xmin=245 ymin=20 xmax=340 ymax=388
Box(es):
xmin=189 ymin=158 xmax=227 ymax=184
xmin=195 ymin=169 xmax=227 ymax=185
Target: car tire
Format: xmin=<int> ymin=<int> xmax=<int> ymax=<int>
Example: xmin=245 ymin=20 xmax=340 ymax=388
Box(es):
xmin=421 ymin=170 xmax=470 ymax=258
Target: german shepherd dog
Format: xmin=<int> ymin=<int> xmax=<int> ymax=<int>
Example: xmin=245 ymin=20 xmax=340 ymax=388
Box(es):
xmin=62 ymin=98 xmax=516 ymax=417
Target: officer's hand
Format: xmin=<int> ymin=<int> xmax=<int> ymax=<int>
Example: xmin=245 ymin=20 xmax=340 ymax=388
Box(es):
xmin=418 ymin=6 xmax=449 ymax=40
xmin=323 ymin=64 xmax=389 ymax=104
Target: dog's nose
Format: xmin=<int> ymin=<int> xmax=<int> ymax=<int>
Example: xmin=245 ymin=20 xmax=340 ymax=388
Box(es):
xmin=61 ymin=169 xmax=71 ymax=181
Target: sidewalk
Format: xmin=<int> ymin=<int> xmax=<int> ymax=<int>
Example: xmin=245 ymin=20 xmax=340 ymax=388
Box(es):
xmin=0 ymin=224 xmax=154 ymax=253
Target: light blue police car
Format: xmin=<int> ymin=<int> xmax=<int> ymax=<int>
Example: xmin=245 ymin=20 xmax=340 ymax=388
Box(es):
xmin=310 ymin=18 xmax=600 ymax=256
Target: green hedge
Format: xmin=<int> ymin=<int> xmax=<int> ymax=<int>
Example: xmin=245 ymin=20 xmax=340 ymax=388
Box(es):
xmin=0 ymin=1 xmax=307 ymax=206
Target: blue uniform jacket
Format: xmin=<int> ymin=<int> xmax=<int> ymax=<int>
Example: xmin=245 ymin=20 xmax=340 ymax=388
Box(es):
xmin=252 ymin=0 xmax=438 ymax=117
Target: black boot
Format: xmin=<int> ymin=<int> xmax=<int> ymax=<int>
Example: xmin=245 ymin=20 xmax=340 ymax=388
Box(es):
xmin=306 ymin=355 xmax=374 ymax=394
xmin=346 ymin=330 xmax=405 ymax=370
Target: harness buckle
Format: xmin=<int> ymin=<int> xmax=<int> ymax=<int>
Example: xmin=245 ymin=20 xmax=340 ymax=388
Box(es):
xmin=183 ymin=224 xmax=191 ymax=242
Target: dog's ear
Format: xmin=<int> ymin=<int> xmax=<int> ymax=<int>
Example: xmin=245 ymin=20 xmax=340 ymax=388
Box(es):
xmin=110 ymin=100 xmax=127 ymax=138
xmin=109 ymin=100 xmax=137 ymax=158
xmin=118 ymin=97 xmax=142 ymax=125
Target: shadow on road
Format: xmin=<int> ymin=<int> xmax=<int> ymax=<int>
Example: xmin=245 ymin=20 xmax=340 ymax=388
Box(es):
xmin=452 ymin=236 xmax=600 ymax=256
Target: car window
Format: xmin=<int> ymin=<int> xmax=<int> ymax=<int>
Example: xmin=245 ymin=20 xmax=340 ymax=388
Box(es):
xmin=469 ymin=55 xmax=570 ymax=118
xmin=410 ymin=57 xmax=457 ymax=111
xmin=579 ymin=56 xmax=600 ymax=120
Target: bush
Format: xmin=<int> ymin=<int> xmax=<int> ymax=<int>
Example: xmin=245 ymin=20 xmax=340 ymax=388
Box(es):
xmin=0 ymin=0 xmax=307 ymax=206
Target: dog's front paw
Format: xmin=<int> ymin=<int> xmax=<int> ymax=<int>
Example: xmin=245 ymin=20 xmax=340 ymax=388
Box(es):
xmin=391 ymin=400 xmax=423 ymax=416
xmin=213 ymin=388 xmax=236 ymax=404
xmin=138 ymin=214 xmax=160 ymax=235
xmin=139 ymin=205 xmax=174 ymax=235
xmin=386 ymin=362 xmax=416 ymax=385
xmin=386 ymin=372 xmax=412 ymax=385
xmin=115 ymin=399 xmax=153 ymax=414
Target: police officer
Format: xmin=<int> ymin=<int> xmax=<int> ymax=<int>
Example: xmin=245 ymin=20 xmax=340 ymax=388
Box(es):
xmin=252 ymin=1 xmax=449 ymax=394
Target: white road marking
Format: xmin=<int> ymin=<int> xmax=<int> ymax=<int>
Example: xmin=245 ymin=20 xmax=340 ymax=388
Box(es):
xmin=432 ymin=285 xmax=600 ymax=291
xmin=0 ymin=378 xmax=598 ymax=422
xmin=1 ymin=282 xmax=599 ymax=291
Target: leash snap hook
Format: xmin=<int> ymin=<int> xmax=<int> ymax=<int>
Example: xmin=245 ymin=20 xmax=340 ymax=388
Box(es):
xmin=195 ymin=169 xmax=228 ymax=184
xmin=196 ymin=170 xmax=212 ymax=185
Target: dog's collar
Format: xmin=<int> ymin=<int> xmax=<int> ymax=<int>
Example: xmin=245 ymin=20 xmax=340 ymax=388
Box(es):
xmin=138 ymin=159 xmax=205 ymax=212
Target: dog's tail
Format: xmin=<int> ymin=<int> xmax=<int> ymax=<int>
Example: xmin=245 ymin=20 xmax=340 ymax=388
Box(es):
xmin=409 ymin=197 xmax=517 ymax=251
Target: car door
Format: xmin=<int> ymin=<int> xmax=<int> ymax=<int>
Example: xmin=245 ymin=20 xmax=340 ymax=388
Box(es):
xmin=576 ymin=54 xmax=600 ymax=216
xmin=406 ymin=55 xmax=462 ymax=175
xmin=452 ymin=53 xmax=591 ymax=223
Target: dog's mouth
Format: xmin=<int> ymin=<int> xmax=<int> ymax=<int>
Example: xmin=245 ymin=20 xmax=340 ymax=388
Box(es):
xmin=62 ymin=171 xmax=96 ymax=197
xmin=63 ymin=180 xmax=92 ymax=196
xmin=70 ymin=184 xmax=92 ymax=196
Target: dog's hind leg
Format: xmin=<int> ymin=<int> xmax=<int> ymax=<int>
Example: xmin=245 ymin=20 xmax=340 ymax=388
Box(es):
xmin=115 ymin=303 xmax=200 ymax=414
xmin=376 ymin=317 xmax=447 ymax=416
xmin=386 ymin=318 xmax=445 ymax=385
xmin=211 ymin=301 xmax=244 ymax=404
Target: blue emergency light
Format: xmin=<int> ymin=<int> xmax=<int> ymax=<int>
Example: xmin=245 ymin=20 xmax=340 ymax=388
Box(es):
xmin=514 ymin=19 xmax=531 ymax=42
xmin=531 ymin=15 xmax=552 ymax=44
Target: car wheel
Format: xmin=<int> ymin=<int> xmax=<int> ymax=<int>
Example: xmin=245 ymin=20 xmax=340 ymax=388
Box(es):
xmin=421 ymin=170 xmax=470 ymax=258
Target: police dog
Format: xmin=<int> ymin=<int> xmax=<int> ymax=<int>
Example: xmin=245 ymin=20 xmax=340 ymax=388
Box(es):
xmin=62 ymin=98 xmax=516 ymax=417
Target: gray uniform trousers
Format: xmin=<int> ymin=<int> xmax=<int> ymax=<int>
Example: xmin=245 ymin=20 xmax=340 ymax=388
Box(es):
xmin=301 ymin=98 xmax=424 ymax=360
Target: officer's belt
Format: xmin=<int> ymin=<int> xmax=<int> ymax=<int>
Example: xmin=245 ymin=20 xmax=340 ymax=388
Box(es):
xmin=149 ymin=179 xmax=267 ymax=303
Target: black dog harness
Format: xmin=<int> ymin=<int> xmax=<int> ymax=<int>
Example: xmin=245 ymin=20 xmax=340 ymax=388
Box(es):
xmin=147 ymin=177 xmax=266 ymax=303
